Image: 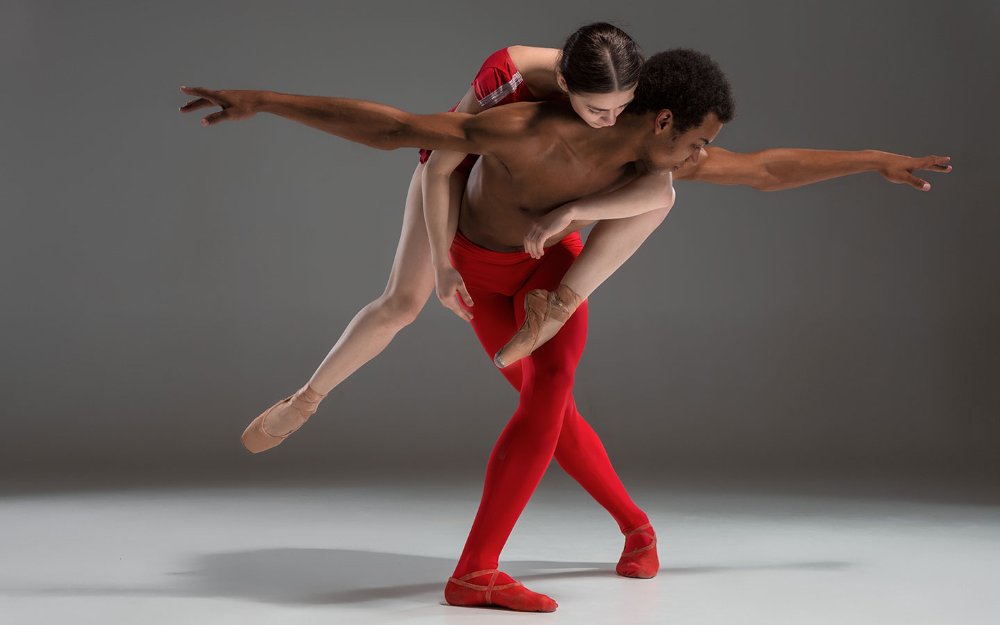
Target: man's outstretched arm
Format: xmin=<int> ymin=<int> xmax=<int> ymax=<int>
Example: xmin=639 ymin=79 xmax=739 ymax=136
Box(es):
xmin=675 ymin=147 xmax=952 ymax=192
xmin=179 ymin=86 xmax=483 ymax=154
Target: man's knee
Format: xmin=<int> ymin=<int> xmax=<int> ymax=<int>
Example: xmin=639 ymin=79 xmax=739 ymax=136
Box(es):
xmin=528 ymin=354 xmax=577 ymax=390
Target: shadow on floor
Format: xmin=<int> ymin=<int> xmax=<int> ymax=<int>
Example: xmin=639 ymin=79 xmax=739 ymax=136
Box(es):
xmin=0 ymin=547 xmax=852 ymax=604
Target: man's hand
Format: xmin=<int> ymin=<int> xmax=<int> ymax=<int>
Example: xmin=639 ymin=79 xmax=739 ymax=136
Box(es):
xmin=434 ymin=264 xmax=474 ymax=322
xmin=879 ymin=153 xmax=952 ymax=191
xmin=179 ymin=86 xmax=262 ymax=126
xmin=524 ymin=206 xmax=573 ymax=259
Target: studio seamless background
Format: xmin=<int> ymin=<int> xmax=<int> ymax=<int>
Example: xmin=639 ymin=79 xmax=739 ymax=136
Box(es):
xmin=1 ymin=1 xmax=996 ymax=487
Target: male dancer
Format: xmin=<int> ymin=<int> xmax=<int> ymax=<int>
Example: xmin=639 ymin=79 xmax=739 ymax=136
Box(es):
xmin=181 ymin=48 xmax=950 ymax=611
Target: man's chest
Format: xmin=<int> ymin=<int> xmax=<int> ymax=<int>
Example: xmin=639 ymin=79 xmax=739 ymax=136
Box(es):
xmin=481 ymin=148 xmax=633 ymax=215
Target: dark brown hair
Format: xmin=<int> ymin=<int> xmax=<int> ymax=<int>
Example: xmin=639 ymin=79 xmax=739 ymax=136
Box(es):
xmin=559 ymin=22 xmax=643 ymax=94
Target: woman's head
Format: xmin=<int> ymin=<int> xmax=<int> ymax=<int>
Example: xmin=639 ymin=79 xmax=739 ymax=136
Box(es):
xmin=557 ymin=22 xmax=643 ymax=128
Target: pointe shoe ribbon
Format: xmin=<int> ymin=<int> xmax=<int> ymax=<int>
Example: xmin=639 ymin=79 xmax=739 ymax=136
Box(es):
xmin=616 ymin=521 xmax=659 ymax=579
xmin=240 ymin=383 xmax=326 ymax=454
xmin=493 ymin=283 xmax=583 ymax=368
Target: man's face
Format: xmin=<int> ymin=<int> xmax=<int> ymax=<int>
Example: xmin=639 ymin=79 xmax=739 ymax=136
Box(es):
xmin=648 ymin=112 xmax=724 ymax=171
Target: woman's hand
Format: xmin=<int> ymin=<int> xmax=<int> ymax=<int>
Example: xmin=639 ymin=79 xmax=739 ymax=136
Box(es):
xmin=435 ymin=264 xmax=474 ymax=321
xmin=524 ymin=206 xmax=574 ymax=259
xmin=179 ymin=86 xmax=262 ymax=126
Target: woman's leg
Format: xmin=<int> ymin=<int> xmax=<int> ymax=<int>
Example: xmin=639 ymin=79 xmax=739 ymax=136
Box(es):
xmin=561 ymin=204 xmax=671 ymax=299
xmin=494 ymin=205 xmax=671 ymax=368
xmin=305 ymin=164 xmax=438 ymax=395
xmin=246 ymin=164 xmax=460 ymax=440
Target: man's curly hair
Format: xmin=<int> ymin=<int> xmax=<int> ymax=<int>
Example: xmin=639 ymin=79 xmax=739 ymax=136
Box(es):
xmin=627 ymin=48 xmax=735 ymax=133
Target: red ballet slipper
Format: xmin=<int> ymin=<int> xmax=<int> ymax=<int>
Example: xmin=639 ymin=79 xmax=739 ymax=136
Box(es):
xmin=445 ymin=569 xmax=558 ymax=612
xmin=616 ymin=522 xmax=659 ymax=579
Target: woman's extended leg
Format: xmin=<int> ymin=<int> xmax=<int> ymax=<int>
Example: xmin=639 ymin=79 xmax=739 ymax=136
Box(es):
xmin=305 ymin=164 xmax=438 ymax=395
xmin=494 ymin=204 xmax=671 ymax=368
xmin=241 ymin=164 xmax=463 ymax=451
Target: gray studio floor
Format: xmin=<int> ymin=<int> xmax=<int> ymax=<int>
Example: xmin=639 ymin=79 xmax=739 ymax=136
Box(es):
xmin=2 ymin=474 xmax=998 ymax=625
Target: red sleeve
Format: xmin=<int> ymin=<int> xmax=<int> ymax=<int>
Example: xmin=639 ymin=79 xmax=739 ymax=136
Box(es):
xmin=470 ymin=48 xmax=524 ymax=109
xmin=418 ymin=47 xmax=523 ymax=166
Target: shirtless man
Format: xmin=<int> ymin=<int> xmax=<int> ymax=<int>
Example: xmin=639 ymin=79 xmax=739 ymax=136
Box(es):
xmin=180 ymin=48 xmax=950 ymax=611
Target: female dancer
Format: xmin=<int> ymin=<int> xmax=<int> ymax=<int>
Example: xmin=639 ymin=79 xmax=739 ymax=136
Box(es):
xmin=238 ymin=24 xmax=673 ymax=453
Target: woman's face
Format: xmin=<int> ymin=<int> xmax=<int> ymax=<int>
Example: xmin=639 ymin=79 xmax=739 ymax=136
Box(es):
xmin=566 ymin=87 xmax=636 ymax=128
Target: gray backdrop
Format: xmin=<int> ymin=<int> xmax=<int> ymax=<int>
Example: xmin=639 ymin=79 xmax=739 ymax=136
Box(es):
xmin=2 ymin=1 xmax=996 ymax=489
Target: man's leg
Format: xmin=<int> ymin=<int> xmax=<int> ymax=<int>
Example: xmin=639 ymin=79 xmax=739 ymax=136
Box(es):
xmin=443 ymin=239 xmax=584 ymax=611
xmin=456 ymin=242 xmax=657 ymax=580
xmin=470 ymin=306 xmax=650 ymax=539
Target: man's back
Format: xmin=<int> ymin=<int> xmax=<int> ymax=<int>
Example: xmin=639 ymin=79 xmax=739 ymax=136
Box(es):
xmin=459 ymin=101 xmax=640 ymax=251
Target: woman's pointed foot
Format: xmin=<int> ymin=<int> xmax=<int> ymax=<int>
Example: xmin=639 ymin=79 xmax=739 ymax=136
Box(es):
xmin=240 ymin=383 xmax=326 ymax=453
xmin=445 ymin=569 xmax=558 ymax=612
xmin=616 ymin=522 xmax=659 ymax=579
xmin=493 ymin=283 xmax=583 ymax=368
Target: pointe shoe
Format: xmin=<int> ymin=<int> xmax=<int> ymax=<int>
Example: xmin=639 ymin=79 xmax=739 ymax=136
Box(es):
xmin=493 ymin=283 xmax=583 ymax=368
xmin=240 ymin=383 xmax=327 ymax=453
xmin=445 ymin=569 xmax=558 ymax=612
xmin=616 ymin=522 xmax=659 ymax=579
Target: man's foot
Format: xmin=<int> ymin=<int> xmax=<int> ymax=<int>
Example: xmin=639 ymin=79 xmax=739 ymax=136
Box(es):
xmin=445 ymin=569 xmax=558 ymax=612
xmin=493 ymin=283 xmax=583 ymax=368
xmin=240 ymin=383 xmax=326 ymax=453
xmin=616 ymin=522 xmax=659 ymax=578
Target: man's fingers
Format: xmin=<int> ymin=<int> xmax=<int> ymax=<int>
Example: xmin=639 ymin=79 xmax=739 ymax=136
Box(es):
xmin=201 ymin=110 xmax=229 ymax=126
xmin=926 ymin=155 xmax=952 ymax=172
xmin=180 ymin=86 xmax=214 ymax=99
xmin=179 ymin=97 xmax=213 ymax=112
xmin=906 ymin=173 xmax=930 ymax=191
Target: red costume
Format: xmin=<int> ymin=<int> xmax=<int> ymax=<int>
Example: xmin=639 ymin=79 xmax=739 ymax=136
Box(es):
xmin=418 ymin=47 xmax=539 ymax=172
xmin=444 ymin=232 xmax=657 ymax=610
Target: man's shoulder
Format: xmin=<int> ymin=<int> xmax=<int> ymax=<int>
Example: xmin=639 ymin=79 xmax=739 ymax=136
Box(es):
xmin=467 ymin=101 xmax=571 ymax=138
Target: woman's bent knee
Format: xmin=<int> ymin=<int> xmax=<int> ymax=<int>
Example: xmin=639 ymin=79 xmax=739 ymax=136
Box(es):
xmin=372 ymin=290 xmax=426 ymax=328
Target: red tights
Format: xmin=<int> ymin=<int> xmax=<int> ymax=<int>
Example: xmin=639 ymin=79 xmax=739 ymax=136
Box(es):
xmin=448 ymin=231 xmax=649 ymax=576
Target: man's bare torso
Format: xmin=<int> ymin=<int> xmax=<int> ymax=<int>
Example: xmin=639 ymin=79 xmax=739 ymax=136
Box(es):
xmin=459 ymin=102 xmax=641 ymax=251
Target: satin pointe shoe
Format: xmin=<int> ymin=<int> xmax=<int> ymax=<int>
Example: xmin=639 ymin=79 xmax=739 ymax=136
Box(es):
xmin=616 ymin=522 xmax=659 ymax=579
xmin=444 ymin=568 xmax=558 ymax=612
xmin=493 ymin=283 xmax=583 ymax=368
xmin=240 ymin=383 xmax=326 ymax=453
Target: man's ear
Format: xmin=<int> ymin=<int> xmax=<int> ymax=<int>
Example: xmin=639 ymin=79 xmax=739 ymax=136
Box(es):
xmin=654 ymin=110 xmax=673 ymax=135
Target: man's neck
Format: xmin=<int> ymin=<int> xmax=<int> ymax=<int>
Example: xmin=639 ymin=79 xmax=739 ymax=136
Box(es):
xmin=602 ymin=113 xmax=655 ymax=166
